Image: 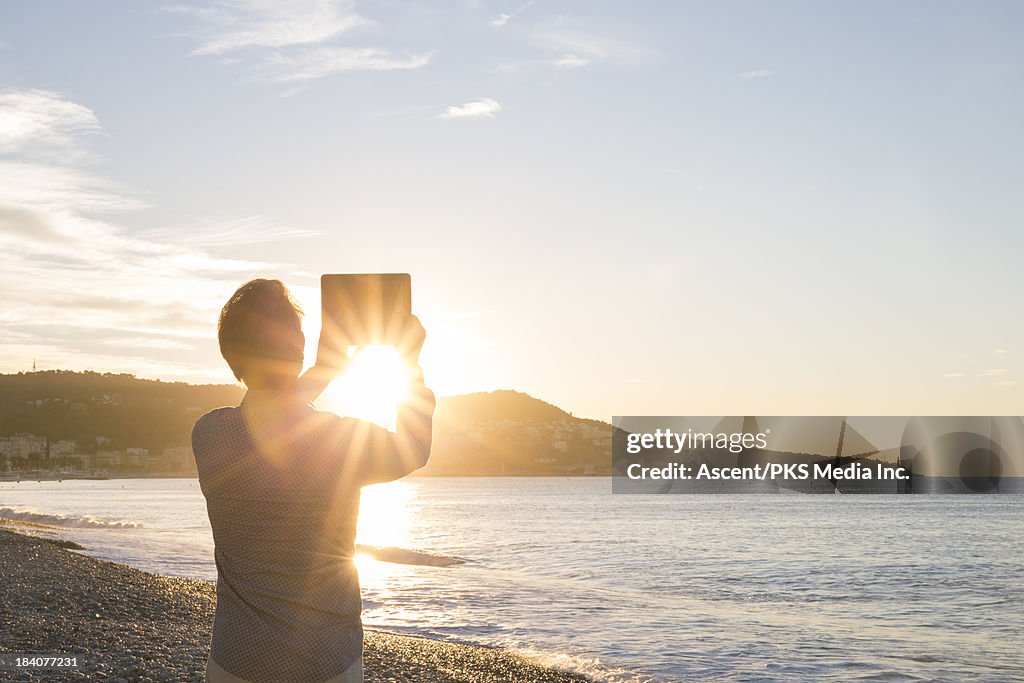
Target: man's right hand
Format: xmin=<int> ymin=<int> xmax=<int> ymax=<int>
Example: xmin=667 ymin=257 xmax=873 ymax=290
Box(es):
xmin=397 ymin=315 xmax=426 ymax=365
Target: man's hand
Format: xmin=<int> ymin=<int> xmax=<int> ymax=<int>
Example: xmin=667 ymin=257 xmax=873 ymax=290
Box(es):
xmin=397 ymin=315 xmax=426 ymax=365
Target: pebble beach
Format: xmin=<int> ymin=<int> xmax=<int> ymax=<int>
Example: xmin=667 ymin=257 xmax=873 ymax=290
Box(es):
xmin=0 ymin=528 xmax=591 ymax=682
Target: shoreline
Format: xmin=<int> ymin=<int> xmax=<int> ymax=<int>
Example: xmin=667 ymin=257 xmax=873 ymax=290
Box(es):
xmin=0 ymin=528 xmax=594 ymax=682
xmin=0 ymin=473 xmax=611 ymax=481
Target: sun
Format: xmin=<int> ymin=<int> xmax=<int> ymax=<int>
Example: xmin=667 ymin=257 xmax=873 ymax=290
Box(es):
xmin=315 ymin=345 xmax=412 ymax=430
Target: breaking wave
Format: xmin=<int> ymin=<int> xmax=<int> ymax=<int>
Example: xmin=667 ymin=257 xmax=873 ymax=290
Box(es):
xmin=0 ymin=506 xmax=142 ymax=529
xmin=509 ymin=647 xmax=659 ymax=683
xmin=356 ymin=544 xmax=465 ymax=567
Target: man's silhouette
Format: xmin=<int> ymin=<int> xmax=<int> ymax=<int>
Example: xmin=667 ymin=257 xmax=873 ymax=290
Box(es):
xmin=192 ymin=279 xmax=435 ymax=683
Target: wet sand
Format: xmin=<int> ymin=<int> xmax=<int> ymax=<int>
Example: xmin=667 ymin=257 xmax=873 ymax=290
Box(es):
xmin=0 ymin=528 xmax=591 ymax=682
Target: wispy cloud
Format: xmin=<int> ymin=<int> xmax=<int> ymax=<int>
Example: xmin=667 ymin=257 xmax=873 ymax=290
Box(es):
xmin=532 ymin=18 xmax=646 ymax=67
xmin=141 ymin=216 xmax=323 ymax=247
xmin=494 ymin=16 xmax=644 ymax=73
xmin=493 ymin=54 xmax=590 ymax=73
xmin=169 ymin=0 xmax=432 ymax=83
xmin=0 ymin=162 xmax=144 ymax=214
xmin=102 ymin=337 xmax=196 ymax=351
xmin=942 ymin=359 xmax=1019 ymax=390
xmin=0 ymin=88 xmax=302 ymax=381
xmin=735 ymin=69 xmax=774 ymax=80
xmin=264 ymin=46 xmax=432 ymax=82
xmin=438 ymin=98 xmax=502 ymax=120
xmin=491 ymin=1 xmax=534 ymax=27
xmin=171 ymin=0 xmax=367 ymax=55
xmin=551 ymin=53 xmax=590 ymax=68
xmin=0 ymin=90 xmax=100 ymax=159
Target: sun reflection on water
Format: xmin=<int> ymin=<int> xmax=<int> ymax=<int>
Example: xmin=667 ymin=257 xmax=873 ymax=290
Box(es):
xmin=355 ymin=480 xmax=416 ymax=583
xmin=357 ymin=480 xmax=415 ymax=548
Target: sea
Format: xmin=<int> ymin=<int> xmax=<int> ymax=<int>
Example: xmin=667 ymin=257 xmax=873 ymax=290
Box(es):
xmin=1 ymin=477 xmax=1022 ymax=682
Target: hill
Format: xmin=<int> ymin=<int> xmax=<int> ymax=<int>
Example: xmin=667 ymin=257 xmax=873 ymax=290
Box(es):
xmin=0 ymin=372 xmax=610 ymax=476
xmin=429 ymin=390 xmax=609 ymax=475
xmin=0 ymin=371 xmax=242 ymax=457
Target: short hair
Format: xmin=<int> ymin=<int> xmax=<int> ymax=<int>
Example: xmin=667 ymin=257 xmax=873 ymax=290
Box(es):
xmin=218 ymin=279 xmax=304 ymax=382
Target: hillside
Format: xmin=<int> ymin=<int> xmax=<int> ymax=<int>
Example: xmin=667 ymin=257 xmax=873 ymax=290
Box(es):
xmin=429 ymin=390 xmax=609 ymax=475
xmin=0 ymin=372 xmax=610 ymax=476
xmin=0 ymin=371 xmax=242 ymax=456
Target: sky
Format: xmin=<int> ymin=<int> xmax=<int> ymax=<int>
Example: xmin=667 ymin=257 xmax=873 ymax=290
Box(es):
xmin=1 ymin=0 xmax=1023 ymax=419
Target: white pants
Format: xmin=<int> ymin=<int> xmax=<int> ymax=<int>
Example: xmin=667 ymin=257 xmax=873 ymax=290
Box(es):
xmin=206 ymin=656 xmax=363 ymax=683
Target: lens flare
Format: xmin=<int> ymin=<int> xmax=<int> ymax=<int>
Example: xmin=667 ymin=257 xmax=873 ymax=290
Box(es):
xmin=316 ymin=346 xmax=410 ymax=429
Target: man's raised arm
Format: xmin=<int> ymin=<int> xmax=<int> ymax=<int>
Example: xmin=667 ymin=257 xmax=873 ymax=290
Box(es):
xmin=359 ymin=364 xmax=435 ymax=484
xmin=305 ymin=315 xmax=437 ymax=485
xmin=364 ymin=316 xmax=434 ymax=482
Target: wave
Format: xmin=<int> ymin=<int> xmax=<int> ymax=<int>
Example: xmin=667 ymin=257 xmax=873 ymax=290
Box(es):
xmin=0 ymin=506 xmax=142 ymax=529
xmin=509 ymin=647 xmax=661 ymax=683
xmin=355 ymin=544 xmax=465 ymax=567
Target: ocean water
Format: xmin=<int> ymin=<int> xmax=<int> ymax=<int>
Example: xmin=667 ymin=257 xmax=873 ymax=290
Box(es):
xmin=1 ymin=477 xmax=1022 ymax=682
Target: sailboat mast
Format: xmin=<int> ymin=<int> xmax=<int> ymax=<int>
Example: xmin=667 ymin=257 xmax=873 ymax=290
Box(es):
xmin=832 ymin=418 xmax=848 ymax=491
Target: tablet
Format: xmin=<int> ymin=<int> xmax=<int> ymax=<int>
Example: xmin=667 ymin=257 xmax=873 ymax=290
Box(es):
xmin=320 ymin=273 xmax=412 ymax=345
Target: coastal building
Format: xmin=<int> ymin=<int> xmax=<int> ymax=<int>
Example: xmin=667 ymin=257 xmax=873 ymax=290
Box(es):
xmin=50 ymin=439 xmax=77 ymax=458
xmin=5 ymin=434 xmax=46 ymax=458
xmin=93 ymin=450 xmax=125 ymax=469
xmin=62 ymin=454 xmax=91 ymax=471
xmin=125 ymin=447 xmax=150 ymax=468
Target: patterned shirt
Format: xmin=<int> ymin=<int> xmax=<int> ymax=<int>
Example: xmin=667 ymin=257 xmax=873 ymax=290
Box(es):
xmin=192 ymin=389 xmax=430 ymax=682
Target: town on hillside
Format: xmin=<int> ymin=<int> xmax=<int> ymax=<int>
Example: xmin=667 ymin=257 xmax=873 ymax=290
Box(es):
xmin=0 ymin=432 xmax=195 ymax=479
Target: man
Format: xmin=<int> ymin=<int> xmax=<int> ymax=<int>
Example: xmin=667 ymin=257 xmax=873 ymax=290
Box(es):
xmin=192 ymin=278 xmax=435 ymax=682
